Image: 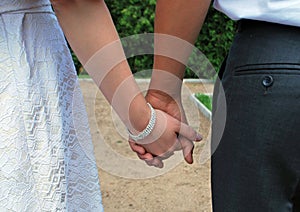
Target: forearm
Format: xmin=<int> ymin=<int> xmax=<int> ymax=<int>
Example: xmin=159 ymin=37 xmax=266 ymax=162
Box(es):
xmin=149 ymin=0 xmax=211 ymax=98
xmin=51 ymin=0 xmax=149 ymax=132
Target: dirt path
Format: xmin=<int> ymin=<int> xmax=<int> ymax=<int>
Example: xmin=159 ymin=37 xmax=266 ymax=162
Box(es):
xmin=79 ymin=79 xmax=213 ymax=212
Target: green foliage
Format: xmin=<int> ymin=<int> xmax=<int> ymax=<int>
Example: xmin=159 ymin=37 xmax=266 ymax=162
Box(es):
xmin=71 ymin=51 xmax=82 ymax=75
xmin=107 ymin=0 xmax=156 ymax=37
xmin=72 ymin=2 xmax=236 ymax=78
xmin=194 ymin=7 xmax=236 ymax=77
xmin=106 ymin=0 xmax=156 ymax=74
xmin=195 ymin=93 xmax=212 ymax=111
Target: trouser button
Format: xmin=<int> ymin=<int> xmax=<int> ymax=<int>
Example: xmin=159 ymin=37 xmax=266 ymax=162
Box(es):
xmin=262 ymin=75 xmax=274 ymax=87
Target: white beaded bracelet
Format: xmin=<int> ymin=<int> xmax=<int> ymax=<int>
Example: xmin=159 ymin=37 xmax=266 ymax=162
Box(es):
xmin=128 ymin=103 xmax=156 ymax=142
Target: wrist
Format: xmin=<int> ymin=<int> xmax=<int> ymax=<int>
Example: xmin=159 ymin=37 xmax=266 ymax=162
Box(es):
xmin=128 ymin=103 xmax=156 ymax=141
xmin=146 ymin=89 xmax=182 ymax=110
xmin=146 ymin=89 xmax=185 ymax=124
xmin=128 ymin=97 xmax=152 ymax=133
xmin=149 ymin=69 xmax=183 ymax=101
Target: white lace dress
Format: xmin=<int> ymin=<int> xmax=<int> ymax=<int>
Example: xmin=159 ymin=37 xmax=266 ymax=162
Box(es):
xmin=0 ymin=1 xmax=103 ymax=211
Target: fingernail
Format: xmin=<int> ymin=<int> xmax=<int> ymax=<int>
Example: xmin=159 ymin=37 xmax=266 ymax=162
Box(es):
xmin=196 ymin=133 xmax=203 ymax=141
xmin=156 ymin=164 xmax=163 ymax=169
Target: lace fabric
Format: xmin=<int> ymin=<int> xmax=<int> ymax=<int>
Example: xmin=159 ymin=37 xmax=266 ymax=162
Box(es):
xmin=0 ymin=1 xmax=103 ymax=211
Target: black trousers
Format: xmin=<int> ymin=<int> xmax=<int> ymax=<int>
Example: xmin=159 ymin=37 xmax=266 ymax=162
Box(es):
xmin=211 ymin=20 xmax=300 ymax=212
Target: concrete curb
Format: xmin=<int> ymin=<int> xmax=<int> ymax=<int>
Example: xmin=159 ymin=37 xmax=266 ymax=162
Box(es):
xmin=78 ymin=78 xmax=214 ymax=120
xmin=183 ymin=79 xmax=214 ymax=84
xmin=78 ymin=77 xmax=214 ymax=84
xmin=133 ymin=78 xmax=214 ymax=84
xmin=190 ymin=93 xmax=212 ymax=120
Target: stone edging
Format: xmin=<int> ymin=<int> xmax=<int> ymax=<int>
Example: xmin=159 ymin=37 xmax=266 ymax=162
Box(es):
xmin=190 ymin=93 xmax=212 ymax=120
xmin=78 ymin=78 xmax=214 ymax=120
xmin=78 ymin=77 xmax=214 ymax=84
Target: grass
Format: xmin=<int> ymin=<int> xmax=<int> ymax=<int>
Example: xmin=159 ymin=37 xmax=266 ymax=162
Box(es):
xmin=78 ymin=74 xmax=91 ymax=79
xmin=195 ymin=93 xmax=212 ymax=111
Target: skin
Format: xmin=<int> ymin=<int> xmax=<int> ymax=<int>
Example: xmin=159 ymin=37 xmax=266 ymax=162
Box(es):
xmin=50 ymin=0 xmax=202 ymax=162
xmin=129 ymin=0 xmax=212 ymax=167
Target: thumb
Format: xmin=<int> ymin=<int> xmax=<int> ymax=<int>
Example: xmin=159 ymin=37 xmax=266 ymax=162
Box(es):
xmin=178 ymin=135 xmax=194 ymax=164
xmin=176 ymin=120 xmax=202 ymax=142
xmin=128 ymin=140 xmax=146 ymax=155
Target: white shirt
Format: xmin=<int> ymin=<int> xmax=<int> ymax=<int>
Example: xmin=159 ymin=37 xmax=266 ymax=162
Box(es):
xmin=214 ymin=0 xmax=300 ymax=27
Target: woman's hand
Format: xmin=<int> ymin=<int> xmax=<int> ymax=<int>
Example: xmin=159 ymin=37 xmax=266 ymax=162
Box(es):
xmin=129 ymin=90 xmax=202 ymax=168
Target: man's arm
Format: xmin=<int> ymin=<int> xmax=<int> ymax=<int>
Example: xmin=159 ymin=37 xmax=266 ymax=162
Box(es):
xmin=130 ymin=0 xmax=211 ymax=165
xmin=151 ymin=0 xmax=211 ymax=87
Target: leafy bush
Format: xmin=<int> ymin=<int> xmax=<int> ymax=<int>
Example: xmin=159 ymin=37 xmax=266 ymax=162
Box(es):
xmin=193 ymin=6 xmax=236 ymax=78
xmin=73 ymin=2 xmax=235 ymax=78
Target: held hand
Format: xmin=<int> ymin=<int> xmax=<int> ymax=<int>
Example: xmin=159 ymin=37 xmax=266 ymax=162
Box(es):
xmin=129 ymin=108 xmax=201 ymax=168
xmin=129 ymin=90 xmax=202 ymax=167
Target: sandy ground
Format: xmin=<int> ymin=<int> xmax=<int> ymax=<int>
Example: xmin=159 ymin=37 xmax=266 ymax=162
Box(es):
xmin=79 ymin=79 xmax=214 ymax=212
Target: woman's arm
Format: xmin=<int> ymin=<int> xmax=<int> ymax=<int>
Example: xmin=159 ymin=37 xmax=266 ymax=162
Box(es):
xmin=50 ymin=0 xmax=201 ymax=159
xmin=51 ymin=0 xmax=149 ymax=132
